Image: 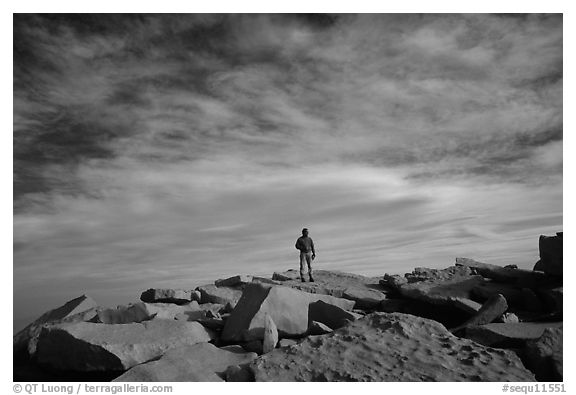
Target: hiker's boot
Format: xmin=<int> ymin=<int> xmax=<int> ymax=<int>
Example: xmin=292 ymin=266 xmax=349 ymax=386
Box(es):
xmin=309 ymin=275 xmax=315 ymax=282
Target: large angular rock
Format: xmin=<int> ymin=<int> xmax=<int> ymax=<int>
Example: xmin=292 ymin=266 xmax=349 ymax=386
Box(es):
xmin=524 ymin=327 xmax=563 ymax=381
xmin=14 ymin=295 xmax=99 ymax=358
xmin=381 ymin=266 xmax=472 ymax=293
xmin=399 ymin=275 xmax=483 ymax=310
xmin=452 ymin=294 xmax=508 ymax=332
xmin=36 ymin=319 xmax=214 ymax=372
xmin=197 ymin=285 xmax=242 ymax=307
xmin=215 ymin=275 xmax=253 ymax=287
xmin=26 ymin=295 xmax=98 ymax=325
xmin=383 ymin=276 xmax=482 ymax=328
xmin=533 ymin=260 xmax=545 ymax=272
xmin=221 ymin=283 xmax=355 ymax=342
xmin=342 ymin=288 xmax=386 ymax=310
xmin=247 ymin=313 xmax=535 ymax=381
xmin=456 ymin=257 xmax=559 ymax=287
xmin=140 ymin=289 xmax=192 ymax=305
xmin=463 ymin=322 xmax=563 ymax=348
xmin=449 ymin=298 xmax=483 ymax=315
xmin=113 ymin=343 xmax=257 ymax=382
xmin=308 ymin=300 xmax=358 ymax=330
xmin=534 ymin=233 xmax=562 ymax=276
xmin=262 ymin=314 xmax=278 ymax=354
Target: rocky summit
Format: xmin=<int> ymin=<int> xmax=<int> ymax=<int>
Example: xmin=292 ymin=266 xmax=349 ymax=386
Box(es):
xmin=14 ymin=232 xmax=562 ymax=382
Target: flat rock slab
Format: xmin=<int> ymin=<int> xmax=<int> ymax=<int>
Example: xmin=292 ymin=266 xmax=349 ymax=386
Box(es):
xmin=222 ymin=283 xmax=355 ymax=342
xmin=405 ymin=266 xmax=473 ymax=283
xmin=399 ymin=275 xmax=483 ymax=310
xmin=464 ymin=322 xmax=563 ymax=348
xmin=36 ymin=319 xmax=214 ymax=372
xmin=272 ymin=269 xmax=384 ymax=299
xmin=140 ymin=289 xmax=192 ymax=305
xmin=114 ymin=343 xmax=257 ymax=382
xmin=450 ymin=298 xmax=483 ymax=315
xmin=247 ymin=312 xmax=535 ymax=381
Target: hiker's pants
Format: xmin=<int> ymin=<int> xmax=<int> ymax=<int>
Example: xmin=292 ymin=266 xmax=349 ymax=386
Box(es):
xmin=299 ymin=251 xmax=313 ymax=278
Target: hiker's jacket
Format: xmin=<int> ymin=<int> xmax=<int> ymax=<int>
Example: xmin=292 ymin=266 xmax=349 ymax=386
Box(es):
xmin=295 ymin=236 xmax=315 ymax=253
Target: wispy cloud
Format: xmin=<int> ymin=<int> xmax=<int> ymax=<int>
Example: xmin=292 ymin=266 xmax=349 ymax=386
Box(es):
xmin=13 ymin=14 xmax=562 ymax=327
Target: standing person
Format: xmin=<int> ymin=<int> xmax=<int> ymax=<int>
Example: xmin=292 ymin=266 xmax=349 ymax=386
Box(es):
xmin=295 ymin=228 xmax=316 ymax=282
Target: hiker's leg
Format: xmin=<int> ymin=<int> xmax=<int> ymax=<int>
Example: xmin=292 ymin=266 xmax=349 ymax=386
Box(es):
xmin=299 ymin=252 xmax=306 ymax=280
xmin=306 ymin=253 xmax=313 ymax=279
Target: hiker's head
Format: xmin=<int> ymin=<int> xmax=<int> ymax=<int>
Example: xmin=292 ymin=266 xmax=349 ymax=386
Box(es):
xmin=302 ymin=228 xmax=309 ymax=236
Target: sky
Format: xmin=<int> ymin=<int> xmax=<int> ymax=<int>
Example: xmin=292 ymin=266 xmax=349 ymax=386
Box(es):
xmin=13 ymin=14 xmax=562 ymax=331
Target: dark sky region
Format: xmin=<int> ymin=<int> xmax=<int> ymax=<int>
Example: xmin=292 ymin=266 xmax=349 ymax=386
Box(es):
xmin=13 ymin=14 xmax=562 ymax=330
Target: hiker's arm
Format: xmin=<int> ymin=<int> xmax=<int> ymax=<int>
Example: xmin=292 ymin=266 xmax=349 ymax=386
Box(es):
xmin=311 ymin=240 xmax=316 ymax=256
